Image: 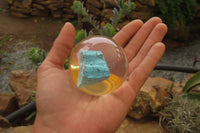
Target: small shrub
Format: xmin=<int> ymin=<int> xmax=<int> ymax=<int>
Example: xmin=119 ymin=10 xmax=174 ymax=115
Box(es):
xmin=111 ymin=0 xmax=136 ymax=26
xmin=152 ymin=0 xmax=197 ymax=29
xmin=71 ymin=0 xmax=135 ymax=37
xmin=101 ymin=23 xmax=117 ymax=38
xmin=159 ymin=95 xmax=200 ymax=133
xmin=75 ymin=29 xmax=87 ymax=44
xmin=29 ymin=48 xmax=46 ymax=64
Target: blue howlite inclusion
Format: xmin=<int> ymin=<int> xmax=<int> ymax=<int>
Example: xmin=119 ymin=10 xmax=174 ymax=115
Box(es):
xmin=77 ymin=50 xmax=110 ymax=88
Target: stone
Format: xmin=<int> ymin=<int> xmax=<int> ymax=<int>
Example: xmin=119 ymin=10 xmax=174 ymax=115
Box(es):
xmin=13 ymin=1 xmax=31 ymax=9
xmin=116 ymin=117 xmax=164 ymax=133
xmin=10 ymin=6 xmax=31 ymax=14
xmin=51 ymin=10 xmax=62 ymax=18
xmin=64 ymin=2 xmax=73 ymax=7
xmin=7 ymin=0 xmax=156 ymax=25
xmin=137 ymin=0 xmax=156 ymax=7
xmin=22 ymin=0 xmax=32 ymax=8
xmin=128 ymin=77 xmax=173 ymax=119
xmin=0 ymin=115 xmax=11 ymax=128
xmin=0 ymin=93 xmax=18 ymax=116
xmin=77 ymin=50 xmax=110 ymax=88
xmin=131 ymin=11 xmax=150 ymax=21
xmin=9 ymin=70 xmax=37 ymax=107
xmin=47 ymin=5 xmax=58 ymax=11
xmin=101 ymin=9 xmax=114 ymax=21
xmin=62 ymin=14 xmax=76 ymax=21
xmin=35 ymin=0 xmax=61 ymax=6
xmin=8 ymin=0 xmax=14 ymax=5
xmin=116 ymin=21 xmax=130 ymax=30
xmin=134 ymin=1 xmax=152 ymax=12
xmin=10 ymin=11 xmax=30 ymax=18
xmin=86 ymin=4 xmax=102 ymax=16
xmin=32 ymin=3 xmax=45 ymax=10
xmin=47 ymin=3 xmax=64 ymax=10
xmin=101 ymin=0 xmax=116 ymax=8
xmin=87 ymin=0 xmax=103 ymax=9
xmin=171 ymin=81 xmax=184 ymax=96
xmin=63 ymin=8 xmax=72 ymax=13
xmin=31 ymin=8 xmax=49 ymax=16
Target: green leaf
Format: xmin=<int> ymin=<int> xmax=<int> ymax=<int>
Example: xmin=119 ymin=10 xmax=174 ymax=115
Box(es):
xmin=75 ymin=30 xmax=87 ymax=45
xmin=102 ymin=23 xmax=117 ymax=38
xmin=26 ymin=111 xmax=36 ymax=121
xmin=111 ymin=0 xmax=135 ymax=26
xmin=71 ymin=1 xmax=88 ymax=17
xmin=71 ymin=1 xmax=83 ymax=14
xmin=187 ymin=92 xmax=200 ymax=100
xmin=64 ymin=57 xmax=69 ymax=69
xmin=183 ymin=71 xmax=200 ymax=93
xmin=29 ymin=48 xmax=46 ymax=64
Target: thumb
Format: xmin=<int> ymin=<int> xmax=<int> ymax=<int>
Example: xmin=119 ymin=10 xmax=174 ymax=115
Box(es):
xmin=45 ymin=22 xmax=75 ymax=67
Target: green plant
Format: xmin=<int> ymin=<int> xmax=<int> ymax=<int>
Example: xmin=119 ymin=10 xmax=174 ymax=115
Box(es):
xmin=71 ymin=1 xmax=99 ymax=31
xmin=101 ymin=23 xmax=117 ymax=38
xmin=71 ymin=0 xmax=135 ymax=37
xmin=29 ymin=48 xmax=46 ymax=64
xmin=75 ymin=29 xmax=87 ymax=44
xmin=153 ymin=0 xmax=197 ymax=29
xmin=111 ymin=0 xmax=135 ymax=26
xmin=29 ymin=47 xmax=71 ymax=69
xmin=182 ymin=71 xmax=200 ymax=100
xmin=64 ymin=57 xmax=70 ymax=69
xmin=26 ymin=111 xmax=36 ymax=121
xmin=26 ymin=91 xmax=36 ymax=121
xmin=183 ymin=71 xmax=200 ymax=93
xmin=55 ymin=31 xmax=60 ymax=37
xmin=159 ymin=69 xmax=200 ymax=132
xmin=159 ymin=95 xmax=200 ymax=133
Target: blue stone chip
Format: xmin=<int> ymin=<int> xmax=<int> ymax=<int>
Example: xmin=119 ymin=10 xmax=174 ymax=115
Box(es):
xmin=77 ymin=50 xmax=110 ymax=88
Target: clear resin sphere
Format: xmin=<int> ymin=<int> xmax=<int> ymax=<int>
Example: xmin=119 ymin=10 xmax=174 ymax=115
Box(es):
xmin=69 ymin=36 xmax=128 ymax=96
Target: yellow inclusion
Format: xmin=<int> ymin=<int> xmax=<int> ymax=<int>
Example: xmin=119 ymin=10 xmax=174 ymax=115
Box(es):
xmin=80 ymin=74 xmax=122 ymax=95
xmin=70 ymin=65 xmax=122 ymax=95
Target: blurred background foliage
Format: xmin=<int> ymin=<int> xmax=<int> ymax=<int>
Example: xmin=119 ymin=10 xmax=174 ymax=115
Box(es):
xmin=152 ymin=0 xmax=197 ymax=29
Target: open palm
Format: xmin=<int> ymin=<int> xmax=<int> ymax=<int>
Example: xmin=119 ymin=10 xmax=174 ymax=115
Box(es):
xmin=32 ymin=17 xmax=167 ymax=133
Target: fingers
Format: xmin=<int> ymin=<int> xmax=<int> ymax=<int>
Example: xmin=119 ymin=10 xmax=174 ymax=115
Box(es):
xmin=113 ymin=19 xmax=143 ymax=47
xmin=45 ymin=22 xmax=75 ymax=67
xmin=128 ymin=42 xmax=166 ymax=92
xmin=128 ymin=23 xmax=167 ymax=74
xmin=124 ymin=17 xmax=162 ymax=62
xmin=112 ymin=42 xmax=166 ymax=106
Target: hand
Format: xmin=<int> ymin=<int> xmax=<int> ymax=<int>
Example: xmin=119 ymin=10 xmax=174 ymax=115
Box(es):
xmin=32 ymin=17 xmax=167 ymax=133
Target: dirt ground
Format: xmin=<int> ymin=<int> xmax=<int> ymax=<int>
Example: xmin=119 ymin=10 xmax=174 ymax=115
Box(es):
xmin=0 ymin=0 xmax=74 ymax=93
xmin=0 ymin=0 xmax=67 ymax=51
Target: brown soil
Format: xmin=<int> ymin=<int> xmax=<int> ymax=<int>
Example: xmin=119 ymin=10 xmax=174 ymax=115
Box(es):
xmin=0 ymin=0 xmax=67 ymax=52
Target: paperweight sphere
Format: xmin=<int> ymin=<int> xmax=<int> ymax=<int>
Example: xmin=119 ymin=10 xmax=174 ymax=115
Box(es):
xmin=69 ymin=36 xmax=128 ymax=96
